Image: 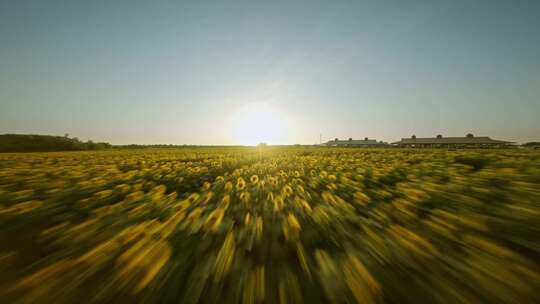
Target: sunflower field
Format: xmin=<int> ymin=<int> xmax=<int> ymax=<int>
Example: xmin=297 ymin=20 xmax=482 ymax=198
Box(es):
xmin=0 ymin=147 xmax=539 ymax=303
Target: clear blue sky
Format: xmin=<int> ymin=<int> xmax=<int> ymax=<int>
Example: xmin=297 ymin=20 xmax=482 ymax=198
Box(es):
xmin=1 ymin=0 xmax=539 ymax=144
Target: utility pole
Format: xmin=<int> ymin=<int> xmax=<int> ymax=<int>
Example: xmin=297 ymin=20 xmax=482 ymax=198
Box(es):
xmin=319 ymin=134 xmax=322 ymax=145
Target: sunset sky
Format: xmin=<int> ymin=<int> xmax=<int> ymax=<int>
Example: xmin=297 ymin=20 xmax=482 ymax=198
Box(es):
xmin=1 ymin=0 xmax=539 ymax=145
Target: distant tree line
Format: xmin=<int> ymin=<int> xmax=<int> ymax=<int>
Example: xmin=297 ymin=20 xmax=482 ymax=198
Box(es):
xmin=116 ymin=144 xmax=189 ymax=149
xmin=115 ymin=144 xmax=247 ymax=149
xmin=0 ymin=134 xmax=112 ymax=152
xmin=522 ymin=142 xmax=540 ymax=148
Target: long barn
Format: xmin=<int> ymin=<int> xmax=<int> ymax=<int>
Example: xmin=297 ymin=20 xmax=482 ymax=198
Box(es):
xmin=392 ymin=134 xmax=513 ymax=148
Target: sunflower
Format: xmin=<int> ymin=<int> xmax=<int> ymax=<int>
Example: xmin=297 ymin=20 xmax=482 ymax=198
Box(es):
xmin=282 ymin=185 xmax=293 ymax=197
xmin=236 ymin=177 xmax=246 ymax=190
xmin=224 ymin=181 xmax=233 ymax=192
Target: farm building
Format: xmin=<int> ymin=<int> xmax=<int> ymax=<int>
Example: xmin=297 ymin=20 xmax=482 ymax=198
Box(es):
xmin=522 ymin=142 xmax=540 ymax=149
xmin=325 ymin=137 xmax=388 ymax=147
xmin=392 ymin=134 xmax=514 ymax=148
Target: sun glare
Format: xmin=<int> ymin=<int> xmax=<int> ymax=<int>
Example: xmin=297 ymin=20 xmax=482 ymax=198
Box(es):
xmin=230 ymin=102 xmax=290 ymax=145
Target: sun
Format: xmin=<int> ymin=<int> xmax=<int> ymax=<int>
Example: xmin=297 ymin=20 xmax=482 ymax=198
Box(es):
xmin=230 ymin=102 xmax=290 ymax=145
